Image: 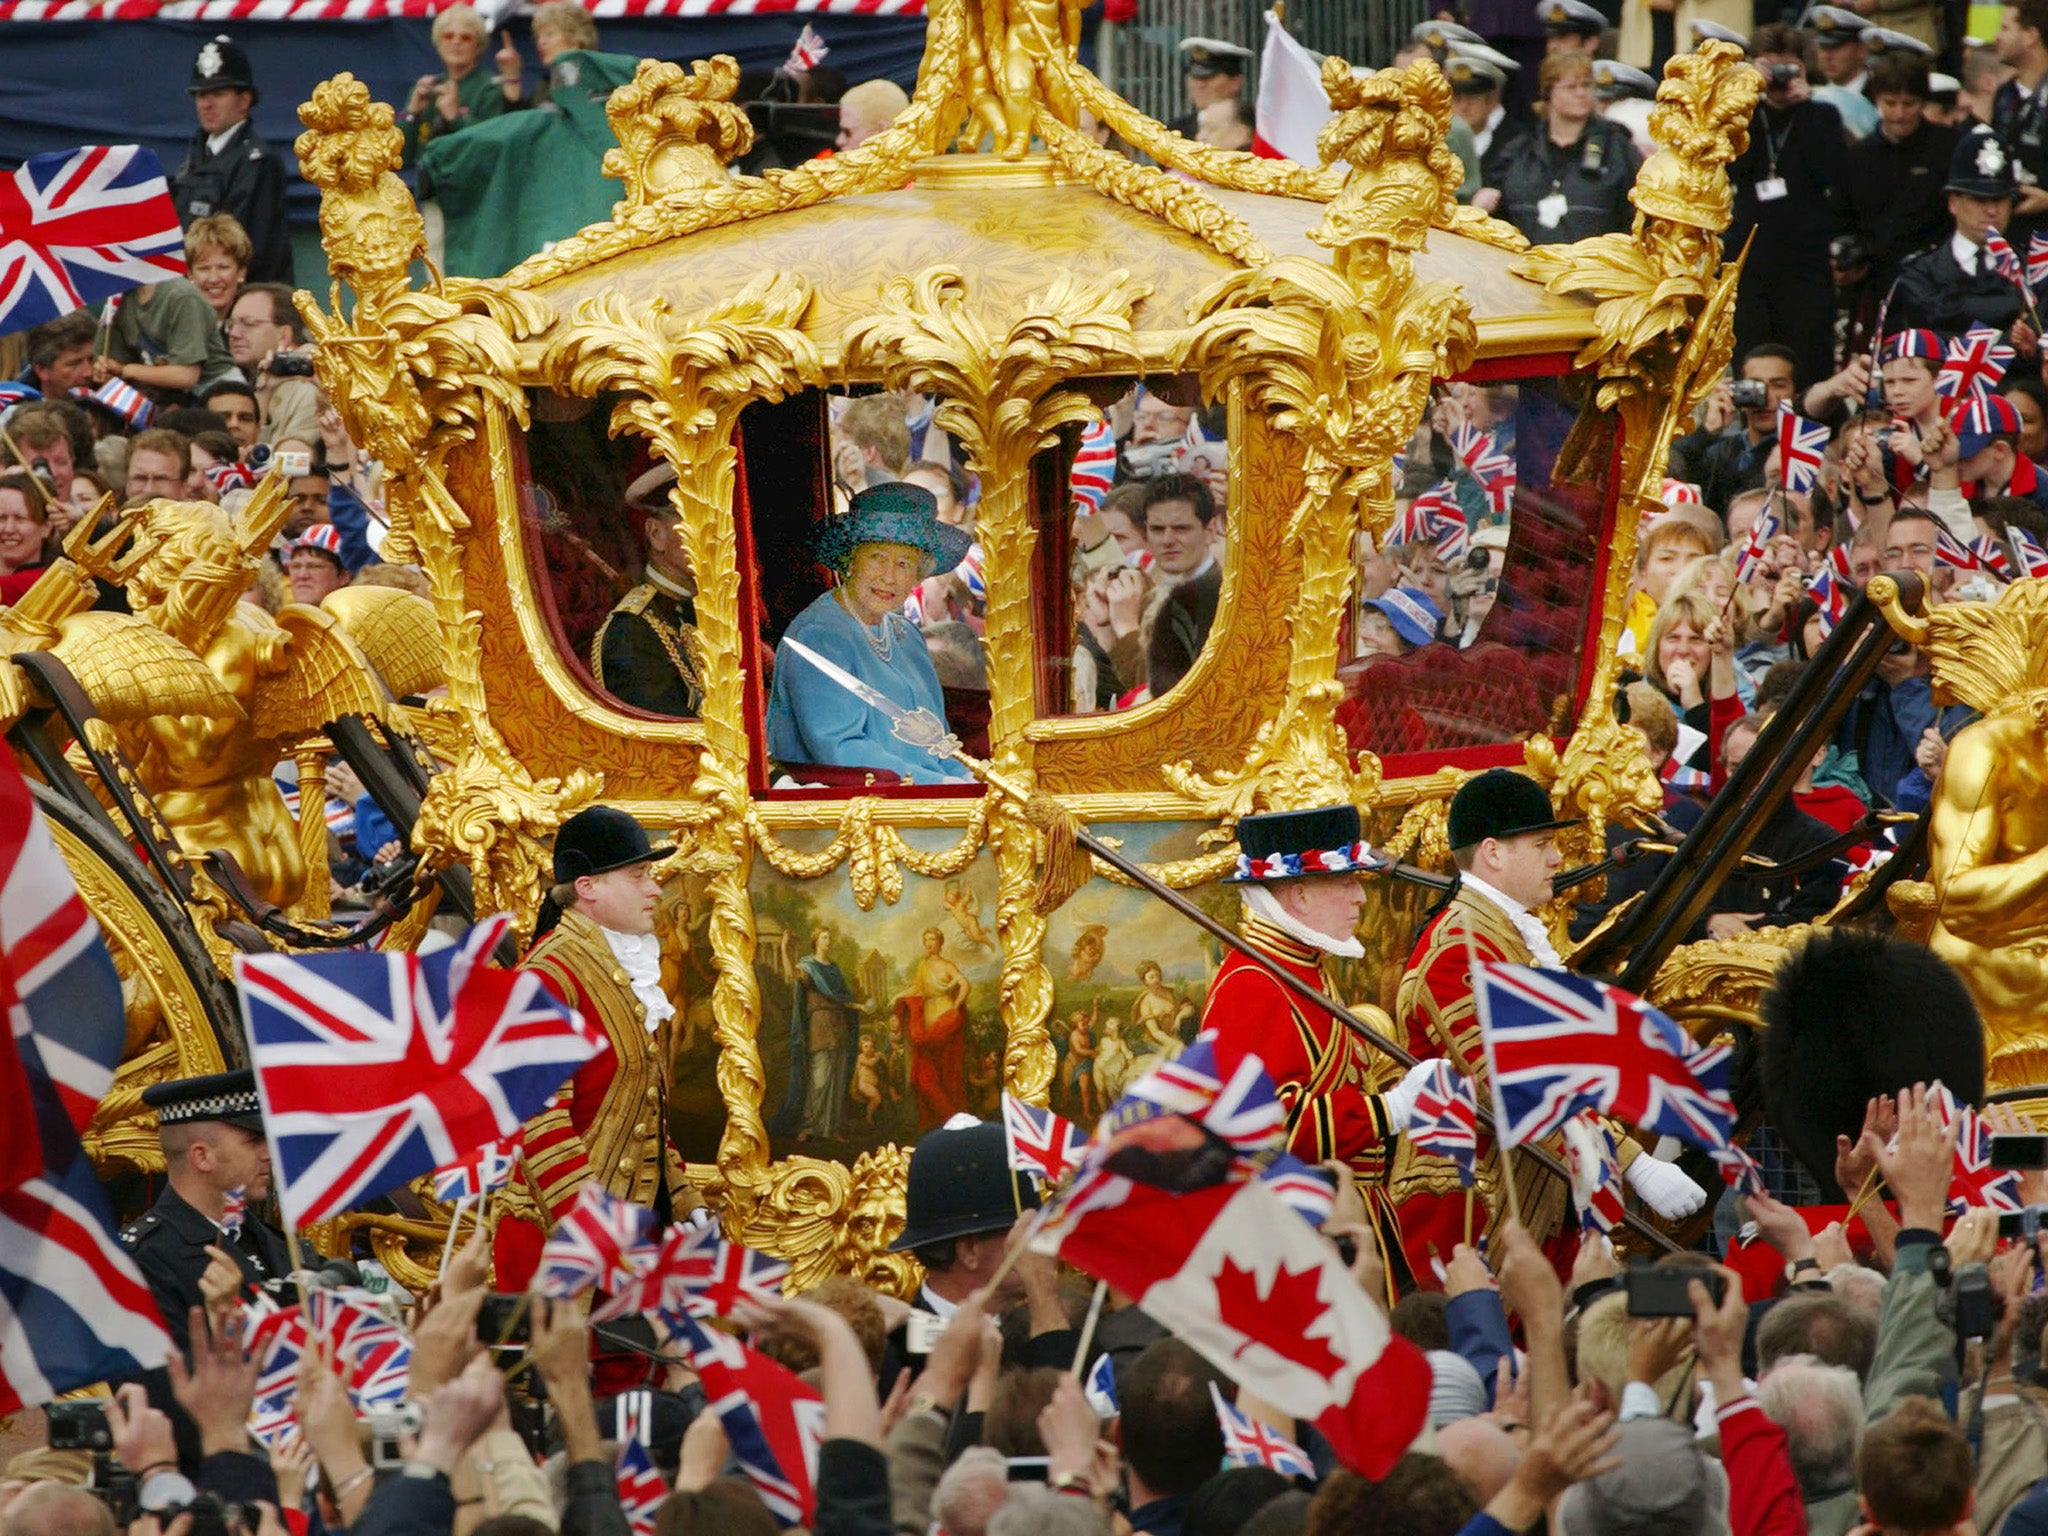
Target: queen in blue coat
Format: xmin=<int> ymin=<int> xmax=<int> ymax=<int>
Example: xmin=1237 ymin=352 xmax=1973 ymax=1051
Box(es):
xmin=767 ymin=482 xmax=977 ymax=784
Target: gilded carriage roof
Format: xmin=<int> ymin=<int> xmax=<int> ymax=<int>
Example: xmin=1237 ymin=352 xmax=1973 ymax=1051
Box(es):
xmin=527 ymin=159 xmax=1597 ymax=355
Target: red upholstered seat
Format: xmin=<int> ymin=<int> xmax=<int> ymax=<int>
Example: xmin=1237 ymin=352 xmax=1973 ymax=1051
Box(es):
xmin=1336 ymin=642 xmax=1550 ymax=757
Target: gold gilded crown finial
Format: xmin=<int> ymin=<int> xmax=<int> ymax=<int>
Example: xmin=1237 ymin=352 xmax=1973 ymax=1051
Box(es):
xmin=603 ymin=56 xmax=755 ymax=208
xmin=1629 ymin=41 xmax=1760 ymax=233
xmin=295 ymin=74 xmax=426 ymax=290
xmin=1309 ymin=58 xmax=1465 ymax=258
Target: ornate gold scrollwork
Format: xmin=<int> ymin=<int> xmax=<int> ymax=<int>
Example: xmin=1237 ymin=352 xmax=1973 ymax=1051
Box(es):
xmin=541 ymin=275 xmax=822 ymax=1222
xmin=1166 ymin=60 xmax=1477 ymax=823
xmin=294 ymin=75 xmax=588 ymax=932
xmin=603 ymin=57 xmax=754 ymax=208
xmin=843 ymin=266 xmax=1146 ymax=1106
xmin=747 ymin=798 xmax=993 ymax=911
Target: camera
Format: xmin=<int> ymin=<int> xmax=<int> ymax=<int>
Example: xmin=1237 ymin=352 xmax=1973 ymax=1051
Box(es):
xmin=46 ymin=1401 xmax=112 ymax=1451
xmin=1937 ymin=1261 xmax=2000 ymax=1341
xmin=267 ymin=352 xmax=316 ymax=379
xmin=478 ymin=1290 xmax=532 ymax=1345
xmin=1762 ymin=61 xmax=1803 ymax=88
xmin=1624 ymin=1265 xmax=1725 ymax=1318
xmin=1730 ymin=379 xmax=1770 ymax=410
xmin=1993 ymin=1132 xmax=2048 ymax=1170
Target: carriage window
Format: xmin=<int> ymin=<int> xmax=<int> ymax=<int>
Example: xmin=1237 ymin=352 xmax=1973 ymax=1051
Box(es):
xmin=1049 ymin=376 xmax=1224 ymax=716
xmin=743 ymin=386 xmax=991 ymax=792
xmin=519 ymin=391 xmax=704 ymax=721
xmin=1336 ymin=372 xmax=1613 ymax=759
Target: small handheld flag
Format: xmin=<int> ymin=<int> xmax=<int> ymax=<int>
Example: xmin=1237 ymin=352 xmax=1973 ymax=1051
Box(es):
xmin=219 ymin=1186 xmax=246 ymax=1239
xmin=1211 ymin=1381 xmax=1316 ymax=1479
xmin=1406 ymin=1060 xmax=1479 ymax=1187
xmin=1002 ymin=1093 xmax=1086 ymax=1185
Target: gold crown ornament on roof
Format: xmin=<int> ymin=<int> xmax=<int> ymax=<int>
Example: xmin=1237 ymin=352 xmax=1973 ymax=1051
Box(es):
xmin=1629 ymin=41 xmax=1760 ymax=233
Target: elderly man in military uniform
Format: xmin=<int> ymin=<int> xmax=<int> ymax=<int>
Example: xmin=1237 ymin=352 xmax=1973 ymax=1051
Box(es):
xmin=170 ymin=36 xmax=293 ymax=284
xmin=1170 ymin=37 xmax=1250 ymax=139
xmin=493 ymin=805 xmax=703 ymax=1289
xmin=591 ymin=465 xmax=703 ymax=717
xmin=122 ymin=1069 xmax=291 ymax=1351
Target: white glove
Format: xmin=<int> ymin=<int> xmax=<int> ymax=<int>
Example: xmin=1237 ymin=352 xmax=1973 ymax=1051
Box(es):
xmin=1625 ymin=1153 xmax=1707 ymax=1220
xmin=1383 ymin=1058 xmax=1443 ymax=1129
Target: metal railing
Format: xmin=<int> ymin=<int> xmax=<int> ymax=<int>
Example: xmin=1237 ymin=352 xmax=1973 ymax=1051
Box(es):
xmin=1099 ymin=0 xmax=1435 ymax=127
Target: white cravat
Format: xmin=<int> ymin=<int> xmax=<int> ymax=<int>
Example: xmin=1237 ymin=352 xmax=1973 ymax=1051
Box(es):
xmin=1241 ymin=884 xmax=1366 ymax=959
xmin=600 ymin=926 xmax=674 ymax=1030
xmin=1459 ymin=873 xmax=1564 ymax=969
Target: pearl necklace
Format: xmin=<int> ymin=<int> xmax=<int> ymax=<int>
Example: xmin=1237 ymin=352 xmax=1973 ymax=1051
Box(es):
xmin=836 ymin=587 xmax=896 ymax=661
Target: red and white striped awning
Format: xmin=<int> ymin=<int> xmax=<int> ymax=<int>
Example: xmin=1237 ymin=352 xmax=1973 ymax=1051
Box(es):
xmin=0 ymin=0 xmax=922 ymax=18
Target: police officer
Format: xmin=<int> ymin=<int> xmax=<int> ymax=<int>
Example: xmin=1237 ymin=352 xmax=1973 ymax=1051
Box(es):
xmin=1170 ymin=37 xmax=1251 ymax=140
xmin=1538 ymin=0 xmax=1607 ymax=56
xmin=1483 ymin=53 xmax=1642 ymax=245
xmin=170 ymin=36 xmax=294 ymax=285
xmin=122 ymin=1070 xmax=291 ymax=1354
xmin=1891 ymin=127 xmax=2030 ymax=340
xmin=879 ymin=1119 xmax=1076 ymax=1388
xmin=591 ymin=465 xmax=704 ymax=718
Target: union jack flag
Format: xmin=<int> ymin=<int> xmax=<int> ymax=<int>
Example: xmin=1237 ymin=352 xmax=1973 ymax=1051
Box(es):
xmin=0 ymin=749 xmax=168 ymax=1413
xmin=219 ymin=1185 xmax=245 ymax=1239
xmin=615 ymin=1435 xmax=667 ymax=1536
xmin=1258 ymin=1153 xmax=1337 ymax=1227
xmin=1974 ymin=534 xmax=2016 ymax=580
xmin=1119 ymin=1035 xmax=1285 ymax=1157
xmin=672 ymin=1311 xmax=826 ymax=1526
xmin=1988 ymin=228 xmax=2024 ymax=284
xmin=1002 ymin=1092 xmax=1086 ymax=1185
xmin=782 ymin=20 xmax=829 ymax=70
xmin=1937 ymin=326 xmax=2016 ymax=401
xmin=600 ymin=1220 xmax=788 ymax=1324
xmin=1406 ymin=1059 xmax=1479 ymax=1187
xmin=1451 ymin=423 xmax=1516 ymax=517
xmin=537 ymin=1183 xmax=656 ymax=1300
xmin=1712 ymin=1144 xmax=1767 ymax=1199
xmin=1952 ymin=1103 xmax=2024 ymax=1214
xmin=1776 ymin=405 xmax=1829 ymax=495
xmin=1070 ymin=416 xmax=1118 ymax=512
xmin=2013 ymin=525 xmax=2048 ymax=578
xmin=2030 ymin=231 xmax=2048 ymax=288
xmin=1083 ymin=1350 xmax=1118 ymax=1417
xmin=308 ymin=1290 xmax=413 ymax=1407
xmin=85 ymin=376 xmax=151 ymax=430
xmin=1733 ymin=500 xmax=1781 ymax=585
xmin=1211 ymin=1381 xmax=1315 ymax=1479
xmin=1935 ymin=522 xmax=1983 ymax=572
xmin=1563 ymin=1113 xmax=1626 ymax=1234
xmin=1393 ymin=483 xmax=1457 ymax=549
xmin=1433 ymin=499 xmax=1471 ymax=562
xmin=0 ymin=145 xmax=184 ymax=337
xmin=204 ymin=459 xmax=258 ymax=493
xmin=235 ymin=913 xmax=607 ymax=1227
xmin=1475 ymin=964 xmax=1735 ymax=1154
xmin=431 ymin=1134 xmax=520 ymax=1203
xmin=1807 ymin=566 xmax=1849 ymax=638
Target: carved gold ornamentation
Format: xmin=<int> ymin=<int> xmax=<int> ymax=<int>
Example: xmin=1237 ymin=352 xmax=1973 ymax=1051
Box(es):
xmin=1166 ymin=61 xmax=1476 ymax=822
xmin=542 ymin=274 xmax=821 ymax=1220
xmin=1874 ymin=579 xmax=2048 ymax=1087
xmin=295 ymin=74 xmax=588 ymax=932
xmin=845 ymin=265 xmax=1145 ymax=1104
xmin=748 ymin=798 xmax=992 ymax=910
xmin=1644 ymin=926 xmax=1807 ymax=1035
xmin=603 ymin=57 xmax=753 ymax=208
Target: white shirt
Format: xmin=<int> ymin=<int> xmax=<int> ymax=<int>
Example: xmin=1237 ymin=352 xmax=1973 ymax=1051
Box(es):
xmin=205 ymin=122 xmax=245 ymax=157
xmin=1474 ymin=103 xmax=1505 ymax=160
xmin=600 ymin=926 xmax=674 ymax=1030
xmin=918 ymin=1283 xmax=958 ymax=1319
xmin=1953 ymin=230 xmax=1984 ymax=276
xmin=1460 ymin=872 xmax=1565 ymax=969
xmin=1158 ymin=551 xmax=1216 ymax=590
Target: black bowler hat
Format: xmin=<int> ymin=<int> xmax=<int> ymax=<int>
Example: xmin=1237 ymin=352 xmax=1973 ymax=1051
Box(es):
xmin=552 ymin=805 xmax=675 ymax=885
xmin=1226 ymin=803 xmax=1377 ymax=883
xmin=1446 ymin=769 xmax=1580 ymax=850
xmin=1948 ymin=125 xmax=2019 ymax=199
xmin=189 ymin=35 xmax=259 ymax=98
xmin=888 ymin=1120 xmax=1039 ymax=1252
xmin=141 ymin=1068 xmax=264 ymax=1132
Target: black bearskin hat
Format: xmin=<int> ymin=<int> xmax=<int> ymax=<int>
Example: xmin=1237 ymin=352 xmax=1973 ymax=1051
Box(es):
xmin=1760 ymin=930 xmax=1984 ymax=1201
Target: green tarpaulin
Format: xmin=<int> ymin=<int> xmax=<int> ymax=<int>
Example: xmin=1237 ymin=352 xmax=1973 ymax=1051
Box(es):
xmin=418 ymin=49 xmax=641 ymax=278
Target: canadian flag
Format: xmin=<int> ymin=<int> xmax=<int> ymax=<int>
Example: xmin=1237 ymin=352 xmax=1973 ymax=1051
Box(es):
xmin=1253 ymin=9 xmax=1331 ymax=164
xmin=1041 ymin=1171 xmax=1430 ymax=1477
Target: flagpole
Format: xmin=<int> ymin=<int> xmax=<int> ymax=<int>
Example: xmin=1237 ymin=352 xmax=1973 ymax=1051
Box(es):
xmin=442 ymin=1196 xmax=473 ymax=1268
xmin=1070 ymin=1280 xmax=1108 ymax=1376
xmin=1461 ymin=919 xmax=1524 ymax=1228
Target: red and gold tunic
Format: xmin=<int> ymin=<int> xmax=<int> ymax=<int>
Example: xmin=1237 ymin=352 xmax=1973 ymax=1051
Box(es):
xmin=1393 ymin=888 xmax=1634 ymax=1282
xmin=1201 ymin=915 xmax=1398 ymax=1181
xmin=491 ymin=908 xmax=701 ymax=1289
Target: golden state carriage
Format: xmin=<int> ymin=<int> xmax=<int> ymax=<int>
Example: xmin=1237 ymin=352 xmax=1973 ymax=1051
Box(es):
xmin=28 ymin=0 xmax=2037 ymax=1286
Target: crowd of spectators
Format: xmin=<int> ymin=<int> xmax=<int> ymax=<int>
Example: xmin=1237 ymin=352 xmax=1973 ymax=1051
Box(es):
xmin=8 ymin=1086 xmax=2047 ymax=1536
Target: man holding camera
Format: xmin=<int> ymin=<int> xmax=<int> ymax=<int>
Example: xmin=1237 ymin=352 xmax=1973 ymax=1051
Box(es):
xmin=1670 ymin=343 xmax=1801 ymax=516
xmin=122 ymin=1070 xmax=290 ymax=1353
xmin=224 ymin=285 xmax=320 ymax=449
